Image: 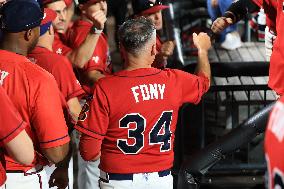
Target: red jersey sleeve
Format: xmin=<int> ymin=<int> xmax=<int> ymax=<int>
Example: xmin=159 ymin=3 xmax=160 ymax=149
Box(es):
xmin=52 ymin=57 xmax=85 ymax=101
xmin=75 ymin=83 xmax=110 ymax=140
xmin=31 ymin=75 xmax=70 ymax=149
xmin=172 ymin=69 xmax=209 ymax=104
xmin=83 ymin=34 xmax=109 ymax=74
xmin=0 ymin=87 xmax=27 ymax=146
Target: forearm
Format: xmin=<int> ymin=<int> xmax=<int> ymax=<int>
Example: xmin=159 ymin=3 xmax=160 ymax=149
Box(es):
xmin=42 ymin=143 xmax=70 ymax=164
xmin=55 ymin=143 xmax=73 ymax=168
xmin=87 ymin=70 xmax=105 ymax=86
xmin=195 ymin=50 xmax=211 ymax=84
xmin=67 ymin=97 xmax=82 ymax=123
xmin=67 ymin=33 xmax=100 ymax=69
xmin=224 ymin=0 xmax=259 ymax=24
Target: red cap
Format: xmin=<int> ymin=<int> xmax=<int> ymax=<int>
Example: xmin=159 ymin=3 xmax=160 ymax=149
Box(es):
xmin=139 ymin=5 xmax=169 ymax=15
xmin=41 ymin=8 xmax=57 ymax=25
xmin=42 ymin=0 xmax=72 ymax=6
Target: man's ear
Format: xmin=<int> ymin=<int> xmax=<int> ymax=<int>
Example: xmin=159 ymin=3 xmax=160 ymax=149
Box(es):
xmin=48 ymin=24 xmax=54 ymax=35
xmin=151 ymin=43 xmax=156 ymax=56
xmin=120 ymin=43 xmax=126 ymax=58
xmin=24 ymin=29 xmax=33 ymax=42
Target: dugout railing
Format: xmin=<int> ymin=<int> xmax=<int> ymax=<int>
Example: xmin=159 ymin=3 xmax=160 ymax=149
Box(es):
xmin=173 ymin=62 xmax=275 ymax=188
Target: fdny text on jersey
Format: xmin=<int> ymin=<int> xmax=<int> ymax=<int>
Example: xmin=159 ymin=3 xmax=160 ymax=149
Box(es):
xmin=131 ymin=83 xmax=165 ymax=103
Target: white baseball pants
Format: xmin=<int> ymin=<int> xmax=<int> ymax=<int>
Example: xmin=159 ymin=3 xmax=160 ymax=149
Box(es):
xmin=5 ymin=166 xmax=49 ymax=189
xmin=99 ymin=169 xmax=173 ymax=189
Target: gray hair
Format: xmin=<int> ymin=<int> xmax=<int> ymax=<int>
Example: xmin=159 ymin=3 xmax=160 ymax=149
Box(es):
xmin=118 ymin=17 xmax=156 ymax=56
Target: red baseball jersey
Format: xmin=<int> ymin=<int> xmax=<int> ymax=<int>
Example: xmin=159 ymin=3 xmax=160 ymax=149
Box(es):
xmin=28 ymin=46 xmax=85 ymax=101
xmin=268 ymin=0 xmax=284 ymax=95
xmin=75 ymin=68 xmax=209 ymax=173
xmin=265 ymin=96 xmax=284 ymax=189
xmin=0 ymin=87 xmax=27 ymax=185
xmin=53 ymin=32 xmax=72 ymax=55
xmin=252 ymin=0 xmax=277 ymax=33
xmin=0 ymin=50 xmax=70 ymax=171
xmin=68 ymin=20 xmax=112 ymax=74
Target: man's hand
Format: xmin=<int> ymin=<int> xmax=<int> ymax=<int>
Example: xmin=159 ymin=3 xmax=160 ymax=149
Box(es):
xmin=211 ymin=17 xmax=233 ymax=34
xmin=0 ymin=0 xmax=6 ymax=7
xmin=90 ymin=10 xmax=107 ymax=30
xmin=193 ymin=32 xmax=211 ymax=52
xmin=49 ymin=166 xmax=69 ymax=189
xmin=160 ymin=40 xmax=176 ymax=59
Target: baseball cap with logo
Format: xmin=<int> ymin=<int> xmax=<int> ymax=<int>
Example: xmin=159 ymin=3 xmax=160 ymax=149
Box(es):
xmin=0 ymin=0 xmax=43 ymax=33
xmin=132 ymin=0 xmax=169 ymax=16
xmin=40 ymin=8 xmax=57 ymax=36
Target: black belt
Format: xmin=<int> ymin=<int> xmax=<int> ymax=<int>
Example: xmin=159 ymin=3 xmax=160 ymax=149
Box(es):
xmin=106 ymin=169 xmax=171 ymax=181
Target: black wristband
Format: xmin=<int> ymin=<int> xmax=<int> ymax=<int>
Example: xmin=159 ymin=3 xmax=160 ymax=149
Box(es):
xmin=224 ymin=11 xmax=237 ymax=23
xmin=226 ymin=0 xmax=260 ymax=23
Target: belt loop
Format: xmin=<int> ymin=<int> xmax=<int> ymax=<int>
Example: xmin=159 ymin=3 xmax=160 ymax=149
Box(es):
xmin=99 ymin=170 xmax=109 ymax=182
xmin=24 ymin=166 xmax=44 ymax=176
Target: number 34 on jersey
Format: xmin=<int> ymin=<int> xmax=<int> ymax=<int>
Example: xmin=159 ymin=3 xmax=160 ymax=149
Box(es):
xmin=117 ymin=111 xmax=173 ymax=155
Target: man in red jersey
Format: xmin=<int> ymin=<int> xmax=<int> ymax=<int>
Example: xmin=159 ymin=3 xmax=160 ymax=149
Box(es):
xmin=210 ymin=0 xmax=284 ymax=96
xmin=28 ymin=8 xmax=84 ymax=189
xmin=75 ymin=17 xmax=211 ymax=189
xmin=67 ymin=1 xmax=110 ymax=188
xmin=28 ymin=8 xmax=84 ymax=126
xmin=0 ymin=1 xmax=70 ymax=188
xmin=265 ymin=97 xmax=284 ymax=189
xmin=0 ymin=86 xmax=35 ymax=188
xmin=43 ymin=0 xmax=107 ymax=70
xmin=68 ymin=0 xmax=111 ymax=93
xmin=132 ymin=0 xmax=175 ymax=69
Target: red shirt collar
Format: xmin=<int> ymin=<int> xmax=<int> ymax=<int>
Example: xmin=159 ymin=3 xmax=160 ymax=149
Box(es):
xmin=114 ymin=68 xmax=162 ymax=77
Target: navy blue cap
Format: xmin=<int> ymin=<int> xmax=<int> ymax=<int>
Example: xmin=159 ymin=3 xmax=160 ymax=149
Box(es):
xmin=0 ymin=0 xmax=44 ymax=33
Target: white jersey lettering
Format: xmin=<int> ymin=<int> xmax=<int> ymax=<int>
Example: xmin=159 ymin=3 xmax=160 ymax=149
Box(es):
xmin=131 ymin=83 xmax=166 ymax=103
xmin=0 ymin=70 xmax=9 ymax=85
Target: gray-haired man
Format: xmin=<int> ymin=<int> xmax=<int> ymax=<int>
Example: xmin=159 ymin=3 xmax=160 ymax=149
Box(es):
xmin=75 ymin=17 xmax=211 ymax=189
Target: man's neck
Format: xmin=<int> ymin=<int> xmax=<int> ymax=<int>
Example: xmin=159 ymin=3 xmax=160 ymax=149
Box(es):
xmin=124 ymin=57 xmax=152 ymax=71
xmin=37 ymin=37 xmax=53 ymax=52
xmin=0 ymin=40 xmax=27 ymax=56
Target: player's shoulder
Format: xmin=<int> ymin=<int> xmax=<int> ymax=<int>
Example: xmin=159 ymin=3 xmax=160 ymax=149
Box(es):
xmin=95 ymin=74 xmax=116 ymax=87
xmin=0 ymin=50 xmax=49 ymax=76
xmin=48 ymin=51 xmax=71 ymax=66
xmin=0 ymin=50 xmax=26 ymax=62
xmin=162 ymin=68 xmax=191 ymax=78
xmin=23 ymin=58 xmax=57 ymax=85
